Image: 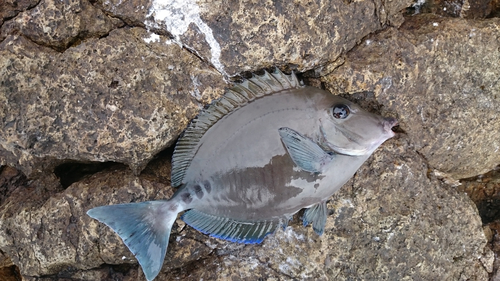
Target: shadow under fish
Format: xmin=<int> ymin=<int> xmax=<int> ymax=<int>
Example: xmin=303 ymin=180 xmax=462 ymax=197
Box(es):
xmin=87 ymin=69 xmax=398 ymax=280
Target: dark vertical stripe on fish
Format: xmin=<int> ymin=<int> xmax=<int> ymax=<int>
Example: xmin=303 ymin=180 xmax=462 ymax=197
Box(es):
xmin=181 ymin=192 xmax=193 ymax=204
xmin=203 ymin=180 xmax=212 ymax=193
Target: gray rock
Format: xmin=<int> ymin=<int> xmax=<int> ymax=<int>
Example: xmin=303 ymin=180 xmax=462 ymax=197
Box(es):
xmin=324 ymin=14 xmax=500 ymax=179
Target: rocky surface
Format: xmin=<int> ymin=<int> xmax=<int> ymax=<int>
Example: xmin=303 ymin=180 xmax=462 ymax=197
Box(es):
xmin=0 ymin=27 xmax=225 ymax=178
xmin=0 ymin=135 xmax=492 ymax=280
xmin=0 ymin=0 xmax=417 ymax=180
xmin=459 ymin=166 xmax=500 ymax=280
xmin=324 ymin=14 xmax=500 ymax=179
xmin=1 ymin=0 xmax=499 ymax=279
xmin=410 ymin=0 xmax=500 ymax=18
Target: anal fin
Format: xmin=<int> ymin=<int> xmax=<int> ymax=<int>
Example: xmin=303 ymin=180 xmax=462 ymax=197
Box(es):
xmin=303 ymin=201 xmax=328 ymax=235
xmin=181 ymin=209 xmax=284 ymax=244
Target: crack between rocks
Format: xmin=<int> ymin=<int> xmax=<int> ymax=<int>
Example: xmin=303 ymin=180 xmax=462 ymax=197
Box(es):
xmin=180 ymin=43 xmax=226 ymax=78
xmin=414 ymin=149 xmax=432 ymax=180
xmin=0 ymin=0 xmax=43 ymax=25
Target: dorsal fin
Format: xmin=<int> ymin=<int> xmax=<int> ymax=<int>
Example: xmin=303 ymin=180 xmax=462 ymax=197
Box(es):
xmin=171 ymin=68 xmax=303 ymax=187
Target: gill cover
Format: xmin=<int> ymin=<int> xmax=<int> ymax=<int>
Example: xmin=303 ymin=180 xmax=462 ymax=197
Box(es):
xmin=320 ymin=102 xmax=396 ymax=156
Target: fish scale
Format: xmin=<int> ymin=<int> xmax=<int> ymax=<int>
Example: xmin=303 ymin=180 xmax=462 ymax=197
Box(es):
xmin=87 ymin=68 xmax=398 ymax=281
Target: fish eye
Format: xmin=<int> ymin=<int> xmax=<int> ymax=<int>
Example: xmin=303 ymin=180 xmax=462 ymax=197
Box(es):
xmin=332 ymin=104 xmax=350 ymax=119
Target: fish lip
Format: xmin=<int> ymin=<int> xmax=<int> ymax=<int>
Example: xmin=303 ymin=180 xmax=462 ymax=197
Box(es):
xmin=383 ymin=117 xmax=399 ymax=136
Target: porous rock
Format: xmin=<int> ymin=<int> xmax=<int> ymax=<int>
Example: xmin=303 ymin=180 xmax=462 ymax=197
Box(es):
xmin=323 ymin=14 xmax=500 ymax=179
xmin=0 ymin=132 xmax=491 ymax=279
xmin=0 ymin=0 xmax=414 ymax=179
xmin=0 ymin=0 xmax=497 ymax=279
xmin=101 ymin=0 xmax=413 ymax=76
xmin=0 ymin=0 xmax=124 ymax=50
xmin=0 ymin=27 xmax=225 ymax=178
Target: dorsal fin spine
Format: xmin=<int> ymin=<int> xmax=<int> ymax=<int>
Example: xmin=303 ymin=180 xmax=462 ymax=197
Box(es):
xmin=231 ymin=84 xmax=256 ymax=101
xmin=171 ymin=69 xmax=303 ymax=187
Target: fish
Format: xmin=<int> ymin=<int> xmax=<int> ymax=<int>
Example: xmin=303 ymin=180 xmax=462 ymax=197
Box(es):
xmin=87 ymin=68 xmax=398 ymax=281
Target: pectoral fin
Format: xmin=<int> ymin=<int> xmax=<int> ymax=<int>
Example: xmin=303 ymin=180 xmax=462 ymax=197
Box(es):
xmin=303 ymin=201 xmax=328 ymax=235
xmin=278 ymin=127 xmax=335 ymax=173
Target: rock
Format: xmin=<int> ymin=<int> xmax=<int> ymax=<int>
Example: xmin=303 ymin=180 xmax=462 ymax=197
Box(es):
xmin=102 ymin=0 xmax=413 ymax=75
xmin=0 ymin=0 xmax=415 ymax=179
xmin=411 ymin=0 xmax=500 ymax=18
xmin=0 ymin=0 xmax=497 ymax=279
xmin=0 ymin=0 xmax=124 ymax=50
xmin=0 ymin=27 xmax=225 ymax=178
xmin=0 ymin=0 xmax=38 ymax=26
xmin=323 ymin=14 xmax=500 ymax=179
xmin=0 ymin=133 xmax=491 ymax=279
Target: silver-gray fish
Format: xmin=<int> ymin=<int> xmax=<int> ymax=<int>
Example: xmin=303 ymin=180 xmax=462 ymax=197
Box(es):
xmin=87 ymin=69 xmax=398 ymax=280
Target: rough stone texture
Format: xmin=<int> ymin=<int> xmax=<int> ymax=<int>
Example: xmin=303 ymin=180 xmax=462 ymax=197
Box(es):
xmin=323 ymin=14 xmax=500 ymax=179
xmin=0 ymin=0 xmax=39 ymax=26
xmin=1 ymin=0 xmax=499 ymax=279
xmin=0 ymin=27 xmax=225 ymax=178
xmin=0 ymin=0 xmax=417 ymax=180
xmin=0 ymin=0 xmax=124 ymax=50
xmin=101 ymin=0 xmax=413 ymax=76
xmin=0 ymin=134 xmax=491 ymax=279
xmin=412 ymin=0 xmax=500 ymax=18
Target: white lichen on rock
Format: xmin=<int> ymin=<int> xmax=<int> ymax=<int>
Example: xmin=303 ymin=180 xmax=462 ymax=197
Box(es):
xmin=145 ymin=0 xmax=226 ymax=76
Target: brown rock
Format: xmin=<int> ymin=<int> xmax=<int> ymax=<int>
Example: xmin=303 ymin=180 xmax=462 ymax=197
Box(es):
xmin=324 ymin=14 xmax=500 ymax=179
xmin=0 ymin=0 xmax=38 ymax=26
xmin=412 ymin=0 xmax=499 ymax=18
xmin=0 ymin=0 xmax=124 ymax=50
xmin=1 ymin=0 xmax=415 ymax=179
xmin=0 ymin=134 xmax=491 ymax=279
xmin=0 ymin=27 xmax=225 ymax=178
xmin=102 ymin=0 xmax=413 ymax=76
xmin=0 ymin=0 xmax=496 ymax=279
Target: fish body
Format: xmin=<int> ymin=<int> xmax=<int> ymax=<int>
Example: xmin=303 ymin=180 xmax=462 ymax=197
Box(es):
xmin=87 ymin=69 xmax=397 ymax=281
xmin=176 ymin=90 xmax=372 ymax=220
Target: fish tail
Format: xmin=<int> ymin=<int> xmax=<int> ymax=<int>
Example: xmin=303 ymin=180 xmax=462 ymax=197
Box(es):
xmin=87 ymin=200 xmax=179 ymax=281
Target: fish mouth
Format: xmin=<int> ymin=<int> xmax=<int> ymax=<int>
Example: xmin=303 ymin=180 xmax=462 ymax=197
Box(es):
xmin=383 ymin=117 xmax=399 ymax=137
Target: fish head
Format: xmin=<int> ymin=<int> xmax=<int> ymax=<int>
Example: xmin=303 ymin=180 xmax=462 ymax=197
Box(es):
xmin=318 ymin=96 xmax=398 ymax=156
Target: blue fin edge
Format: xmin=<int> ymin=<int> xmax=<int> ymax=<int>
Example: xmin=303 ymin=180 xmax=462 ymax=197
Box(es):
xmin=182 ymin=209 xmax=285 ymax=244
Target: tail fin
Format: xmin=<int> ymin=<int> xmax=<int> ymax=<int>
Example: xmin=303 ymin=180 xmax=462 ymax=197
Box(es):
xmin=87 ymin=200 xmax=178 ymax=281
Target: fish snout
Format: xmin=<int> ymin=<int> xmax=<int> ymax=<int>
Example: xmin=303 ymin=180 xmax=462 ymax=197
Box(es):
xmin=383 ymin=117 xmax=399 ymax=137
